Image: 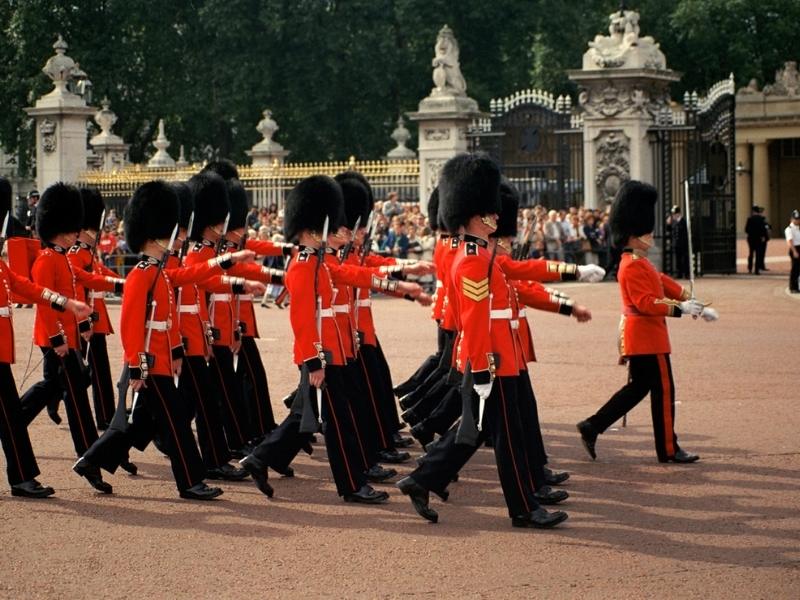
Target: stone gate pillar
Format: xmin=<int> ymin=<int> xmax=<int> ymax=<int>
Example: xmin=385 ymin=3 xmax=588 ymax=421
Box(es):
xmin=407 ymin=25 xmax=485 ymax=212
xmin=24 ymin=36 xmax=95 ymax=190
xmin=568 ymin=8 xmax=679 ymax=208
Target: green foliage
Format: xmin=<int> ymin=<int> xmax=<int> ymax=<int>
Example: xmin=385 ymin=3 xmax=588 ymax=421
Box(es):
xmin=1 ymin=0 xmax=798 ymax=175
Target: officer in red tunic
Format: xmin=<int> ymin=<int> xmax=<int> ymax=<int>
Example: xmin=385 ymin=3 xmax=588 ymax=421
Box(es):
xmin=239 ymin=175 xmax=423 ymax=503
xmin=0 ymin=178 xmax=91 ymax=497
xmin=19 ymin=184 xmax=123 ymax=480
xmin=75 ymin=181 xmax=255 ymax=499
xmin=396 ymin=154 xmax=569 ymax=528
xmin=577 ymin=181 xmax=718 ymax=463
xmin=66 ymin=187 xmax=119 ymax=429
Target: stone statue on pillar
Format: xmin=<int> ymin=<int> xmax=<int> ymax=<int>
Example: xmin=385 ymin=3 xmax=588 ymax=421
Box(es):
xmin=408 ymin=25 xmax=484 ymax=209
xmin=247 ymin=109 xmax=290 ymax=166
xmin=147 ymin=119 xmax=176 ymax=168
xmin=89 ymin=97 xmax=130 ymax=171
xmin=25 ymin=35 xmax=96 ymax=191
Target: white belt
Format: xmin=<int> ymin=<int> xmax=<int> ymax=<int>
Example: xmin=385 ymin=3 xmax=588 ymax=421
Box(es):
xmin=90 ymin=291 xmax=105 ymax=300
xmin=332 ymin=304 xmax=349 ymax=313
xmin=317 ymin=308 xmax=334 ymax=318
xmin=518 ymin=308 xmax=527 ymax=318
xmin=356 ymin=299 xmax=371 ymax=308
xmin=179 ymin=305 xmax=199 ymax=314
xmin=210 ymin=294 xmax=232 ymax=302
xmin=238 ymin=294 xmax=253 ymax=301
xmin=490 ymin=309 xmax=513 ymax=319
xmin=0 ymin=306 xmax=10 ymax=317
xmin=436 ymin=280 xmax=444 ymax=289
xmin=146 ymin=320 xmax=171 ymax=331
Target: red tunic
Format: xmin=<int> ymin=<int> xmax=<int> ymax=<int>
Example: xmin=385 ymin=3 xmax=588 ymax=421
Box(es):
xmin=0 ymin=259 xmax=68 ymax=364
xmin=67 ymin=242 xmax=119 ymax=334
xmin=617 ymin=249 xmax=688 ymax=357
xmin=123 ymin=255 xmax=228 ymax=378
xmin=431 ymin=234 xmax=451 ymax=321
xmin=32 ymin=245 xmax=119 ymax=349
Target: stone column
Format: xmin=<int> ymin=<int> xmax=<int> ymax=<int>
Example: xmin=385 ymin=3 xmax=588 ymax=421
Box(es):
xmin=147 ymin=119 xmax=176 ymax=168
xmin=24 ymin=36 xmax=95 ymax=190
xmin=407 ymin=25 xmax=485 ymax=212
xmin=568 ymin=8 xmax=679 ymax=208
xmin=735 ymin=142 xmax=752 ymax=235
xmin=752 ymin=140 xmax=770 ymax=221
xmin=246 ymin=109 xmax=290 ymax=166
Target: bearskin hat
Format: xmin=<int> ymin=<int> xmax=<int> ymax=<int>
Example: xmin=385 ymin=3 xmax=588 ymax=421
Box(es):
xmin=439 ymin=153 xmax=501 ymax=233
xmin=202 ymin=159 xmax=239 ymax=182
xmin=227 ymin=179 xmax=250 ymax=230
xmin=79 ymin=187 xmax=105 ymax=232
xmin=427 ymin=187 xmax=439 ymax=232
xmin=124 ymin=181 xmax=179 ymax=253
xmin=336 ymin=170 xmax=374 ymax=205
xmin=0 ymin=177 xmax=11 ymax=223
xmin=284 ymin=175 xmax=345 ymax=243
xmin=490 ymin=179 xmax=520 ymax=238
xmin=170 ymin=182 xmax=194 ymax=230
xmin=335 ymin=175 xmax=370 ymax=230
xmin=187 ymin=171 xmax=229 ymax=241
xmin=36 ymin=182 xmax=84 ymax=242
xmin=610 ymin=180 xmax=657 ymax=248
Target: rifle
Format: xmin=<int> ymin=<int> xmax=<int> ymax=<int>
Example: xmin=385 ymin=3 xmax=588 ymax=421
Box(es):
xmin=514 ymin=215 xmax=536 ymax=260
xmin=232 ymin=228 xmax=248 ymax=371
xmin=313 ymin=216 xmax=330 ymax=424
xmin=129 ymin=222 xmax=179 ymax=423
xmin=0 ymin=212 xmax=9 ymax=255
xmin=338 ymin=216 xmax=361 ymax=265
xmin=683 ymin=179 xmax=696 ymax=300
xmin=207 ymin=212 xmax=230 ymax=341
xmin=354 ymin=211 xmax=375 ymax=331
xmin=82 ymin=208 xmax=106 ymax=363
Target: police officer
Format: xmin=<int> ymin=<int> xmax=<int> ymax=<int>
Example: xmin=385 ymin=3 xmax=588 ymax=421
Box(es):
xmin=785 ymin=209 xmax=800 ymax=293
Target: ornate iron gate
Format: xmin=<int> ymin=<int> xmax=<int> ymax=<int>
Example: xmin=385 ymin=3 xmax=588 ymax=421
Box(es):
xmin=469 ymin=89 xmax=584 ymax=209
xmin=650 ymin=76 xmax=737 ymax=275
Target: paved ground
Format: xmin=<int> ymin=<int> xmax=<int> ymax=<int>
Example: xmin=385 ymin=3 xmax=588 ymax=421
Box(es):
xmin=1 ymin=275 xmax=798 ymax=599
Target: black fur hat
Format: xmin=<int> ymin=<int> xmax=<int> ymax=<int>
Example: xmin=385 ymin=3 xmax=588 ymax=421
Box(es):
xmin=427 ymin=187 xmax=439 ymax=232
xmin=36 ymin=182 xmax=84 ymax=241
xmin=170 ymin=182 xmax=194 ymax=230
xmin=336 ymin=170 xmax=374 ymax=205
xmin=202 ymin=159 xmax=239 ymax=181
xmin=227 ymin=179 xmax=250 ymax=230
xmin=490 ymin=179 xmax=519 ymax=238
xmin=610 ymin=180 xmax=658 ymax=248
xmin=0 ymin=177 xmax=11 ymax=223
xmin=124 ymin=181 xmax=179 ymax=253
xmin=439 ymin=153 xmax=501 ymax=233
xmin=284 ymin=175 xmax=345 ymax=243
xmin=335 ymin=175 xmax=370 ymax=230
xmin=79 ymin=187 xmax=105 ymax=231
xmin=187 ymin=171 xmax=229 ymax=241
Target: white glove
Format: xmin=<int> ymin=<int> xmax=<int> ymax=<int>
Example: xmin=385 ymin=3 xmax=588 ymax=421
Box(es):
xmin=701 ymin=306 xmax=719 ymax=322
xmin=679 ymin=299 xmax=704 ymax=317
xmin=473 ymin=382 xmax=493 ymax=401
xmin=577 ymin=264 xmax=606 ymax=283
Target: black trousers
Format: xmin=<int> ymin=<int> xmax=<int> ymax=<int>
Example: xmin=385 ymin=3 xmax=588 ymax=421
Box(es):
xmin=412 ymin=375 xmax=541 ymax=518
xmin=252 ymin=365 xmax=367 ymax=496
xmin=85 ymin=333 xmax=116 ymax=429
xmin=394 ymin=325 xmax=447 ymax=396
xmin=747 ymin=238 xmax=765 ymax=273
xmin=405 ymin=329 xmax=456 ymax=404
xmin=790 ymin=245 xmax=800 ymax=291
xmin=0 ymin=364 xmax=40 ymax=486
xmin=420 ymin=387 xmax=461 ymax=435
xmin=236 ymin=336 xmax=277 ymax=439
xmin=84 ymin=375 xmax=206 ymax=491
xmin=343 ymin=359 xmax=380 ymax=468
xmin=587 ymin=354 xmax=679 ymax=461
xmin=179 ymin=355 xmax=231 ymax=469
xmin=208 ymin=346 xmax=248 ymax=451
xmin=359 ymin=344 xmax=402 ymax=448
xmin=21 ymin=348 xmax=98 ymax=457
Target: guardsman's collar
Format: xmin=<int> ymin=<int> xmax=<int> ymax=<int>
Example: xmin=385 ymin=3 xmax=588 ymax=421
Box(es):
xmin=137 ymin=254 xmax=160 ymax=265
xmin=325 ymin=247 xmax=338 ymax=255
xmin=462 ymin=234 xmax=488 ymax=248
xmin=170 ymin=249 xmax=180 ymax=258
xmin=439 ymin=233 xmax=450 ymax=240
xmin=297 ymin=245 xmax=317 ymax=255
xmin=44 ymin=241 xmax=68 ymax=254
xmin=199 ymin=239 xmax=215 ymax=248
xmin=622 ymin=246 xmax=648 ymax=258
xmin=71 ymin=241 xmax=91 ymax=251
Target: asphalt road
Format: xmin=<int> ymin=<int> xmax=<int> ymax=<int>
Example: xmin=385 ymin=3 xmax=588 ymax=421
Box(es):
xmin=1 ymin=275 xmax=798 ymax=598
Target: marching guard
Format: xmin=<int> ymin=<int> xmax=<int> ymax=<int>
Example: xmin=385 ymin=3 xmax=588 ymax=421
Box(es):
xmin=0 ymin=177 xmax=91 ymax=497
xmin=576 ymin=181 xmax=718 ymax=463
xmin=19 ymin=183 xmax=124 ymax=473
xmin=75 ymin=181 xmax=256 ymax=499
